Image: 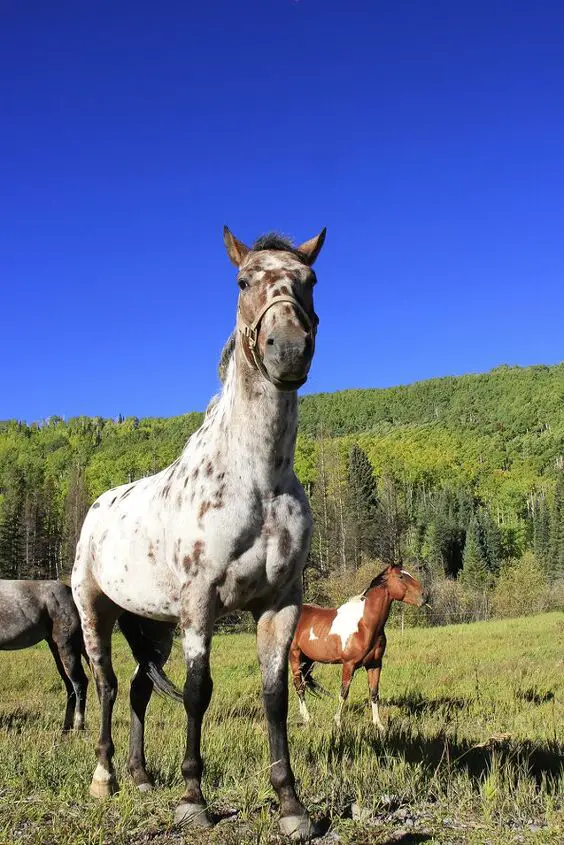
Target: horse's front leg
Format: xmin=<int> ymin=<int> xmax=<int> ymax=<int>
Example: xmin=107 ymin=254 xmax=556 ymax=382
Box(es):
xmin=366 ymin=661 xmax=385 ymax=732
xmin=334 ymin=662 xmax=355 ymax=728
xmin=175 ymin=595 xmax=214 ymax=829
xmin=255 ymin=592 xmax=315 ymax=840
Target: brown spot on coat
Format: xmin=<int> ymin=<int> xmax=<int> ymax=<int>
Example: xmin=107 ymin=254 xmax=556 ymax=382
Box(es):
xmin=192 ymin=540 xmax=204 ymax=566
xmin=198 ymin=501 xmax=212 ymax=521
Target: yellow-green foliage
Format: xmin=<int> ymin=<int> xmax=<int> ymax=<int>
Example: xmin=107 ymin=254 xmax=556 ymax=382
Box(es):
xmin=493 ymin=553 xmax=560 ymax=619
xmin=0 ymin=614 xmax=562 ymax=844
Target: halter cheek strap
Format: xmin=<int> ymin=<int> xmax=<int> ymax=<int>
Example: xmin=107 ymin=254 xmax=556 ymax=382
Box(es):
xmin=238 ymin=295 xmax=317 ymax=390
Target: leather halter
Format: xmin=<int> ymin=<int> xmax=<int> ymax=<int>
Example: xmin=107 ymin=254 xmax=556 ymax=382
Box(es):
xmin=238 ymin=294 xmax=317 ymax=391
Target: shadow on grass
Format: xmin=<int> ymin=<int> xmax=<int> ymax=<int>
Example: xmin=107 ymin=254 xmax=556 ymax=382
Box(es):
xmin=379 ymin=836 xmax=432 ymax=845
xmin=0 ymin=707 xmax=41 ymax=733
xmin=328 ymin=723 xmax=564 ymax=790
xmin=515 ymin=687 xmax=555 ymax=705
xmin=385 ymin=692 xmax=466 ymax=715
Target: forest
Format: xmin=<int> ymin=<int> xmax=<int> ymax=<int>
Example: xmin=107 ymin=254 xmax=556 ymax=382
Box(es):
xmin=1 ymin=362 xmax=563 ymax=623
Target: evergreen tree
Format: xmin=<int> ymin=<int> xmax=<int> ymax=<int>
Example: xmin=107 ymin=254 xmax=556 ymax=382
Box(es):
xmin=375 ymin=475 xmax=408 ymax=565
xmin=63 ymin=464 xmax=90 ymax=574
xmin=548 ymin=471 xmax=564 ymax=580
xmin=460 ymin=516 xmax=488 ymax=589
xmin=421 ymin=521 xmax=444 ymax=580
xmin=347 ymin=444 xmax=379 ymax=563
xmin=479 ymin=508 xmax=502 ymax=574
xmin=0 ymin=468 xmax=26 ymax=577
xmin=533 ymin=494 xmax=551 ymax=571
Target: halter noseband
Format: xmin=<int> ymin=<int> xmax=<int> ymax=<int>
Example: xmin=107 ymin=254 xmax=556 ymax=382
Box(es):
xmin=238 ymin=294 xmax=317 ymax=391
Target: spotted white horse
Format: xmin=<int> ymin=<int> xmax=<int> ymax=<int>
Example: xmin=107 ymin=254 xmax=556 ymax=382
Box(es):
xmin=72 ymin=227 xmax=325 ymax=839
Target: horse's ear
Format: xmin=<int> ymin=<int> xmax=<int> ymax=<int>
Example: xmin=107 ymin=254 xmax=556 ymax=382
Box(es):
xmin=297 ymin=228 xmax=326 ymax=266
xmin=223 ymin=227 xmax=250 ymax=267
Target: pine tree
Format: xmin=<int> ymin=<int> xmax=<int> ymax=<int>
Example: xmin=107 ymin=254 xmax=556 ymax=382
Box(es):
xmin=548 ymin=471 xmax=564 ymax=581
xmin=480 ymin=508 xmax=502 ymax=574
xmin=0 ymin=468 xmax=26 ymax=577
xmin=460 ymin=516 xmax=488 ymax=589
xmin=533 ymin=494 xmax=551 ymax=571
xmin=421 ymin=521 xmax=444 ymax=580
xmin=376 ymin=475 xmax=408 ymax=565
xmin=347 ymin=444 xmax=379 ymax=563
xmin=63 ymin=464 xmax=90 ymax=574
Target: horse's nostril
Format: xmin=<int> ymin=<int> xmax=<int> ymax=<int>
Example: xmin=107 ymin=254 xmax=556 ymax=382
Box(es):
xmin=267 ymin=338 xmax=275 ymax=346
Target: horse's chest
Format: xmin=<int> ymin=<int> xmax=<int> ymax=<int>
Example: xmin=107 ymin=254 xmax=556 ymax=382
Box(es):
xmin=209 ymin=497 xmax=311 ymax=610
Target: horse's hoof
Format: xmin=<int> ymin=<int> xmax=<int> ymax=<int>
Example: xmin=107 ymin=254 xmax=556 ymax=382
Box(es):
xmin=174 ymin=802 xmax=213 ymax=828
xmin=279 ymin=814 xmax=315 ymax=840
xmin=89 ymin=776 xmax=118 ymax=799
xmin=137 ymin=781 xmax=153 ymax=793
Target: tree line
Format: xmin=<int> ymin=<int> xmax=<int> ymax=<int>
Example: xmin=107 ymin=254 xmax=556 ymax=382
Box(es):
xmin=1 ymin=364 xmax=563 ymax=613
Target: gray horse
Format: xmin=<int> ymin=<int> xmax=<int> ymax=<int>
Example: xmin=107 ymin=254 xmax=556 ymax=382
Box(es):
xmin=0 ymin=579 xmax=88 ymax=731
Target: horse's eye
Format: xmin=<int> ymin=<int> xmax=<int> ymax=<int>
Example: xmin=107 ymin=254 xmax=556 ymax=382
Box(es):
xmin=238 ymin=278 xmax=249 ymax=291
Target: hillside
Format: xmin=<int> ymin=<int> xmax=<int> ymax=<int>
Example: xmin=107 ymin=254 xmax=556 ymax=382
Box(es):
xmin=0 ymin=363 xmax=563 ymax=582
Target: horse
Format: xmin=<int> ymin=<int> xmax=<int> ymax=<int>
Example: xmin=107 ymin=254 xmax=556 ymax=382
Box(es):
xmin=290 ymin=565 xmax=425 ymax=730
xmin=71 ymin=227 xmax=325 ymax=840
xmin=0 ymin=579 xmax=88 ymax=731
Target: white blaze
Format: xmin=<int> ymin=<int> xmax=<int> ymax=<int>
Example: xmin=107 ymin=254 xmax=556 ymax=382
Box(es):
xmin=309 ymin=626 xmax=318 ymax=640
xmin=328 ymin=597 xmax=365 ymax=650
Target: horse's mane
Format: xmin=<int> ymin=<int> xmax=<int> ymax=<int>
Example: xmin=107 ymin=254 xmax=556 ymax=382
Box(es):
xmin=251 ymin=232 xmax=310 ymax=265
xmin=362 ymin=568 xmax=388 ymax=597
xmin=217 ymin=331 xmax=236 ymax=384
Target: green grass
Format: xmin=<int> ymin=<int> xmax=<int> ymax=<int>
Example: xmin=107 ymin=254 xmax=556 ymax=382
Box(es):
xmin=0 ymin=613 xmax=563 ymax=844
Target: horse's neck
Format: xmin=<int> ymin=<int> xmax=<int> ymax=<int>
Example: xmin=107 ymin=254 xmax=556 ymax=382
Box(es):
xmin=187 ymin=341 xmax=298 ymax=492
xmin=364 ymin=586 xmax=393 ymax=635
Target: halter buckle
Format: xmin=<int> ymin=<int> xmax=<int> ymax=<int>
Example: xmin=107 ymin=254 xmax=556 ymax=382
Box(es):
xmin=242 ymin=325 xmax=258 ymax=349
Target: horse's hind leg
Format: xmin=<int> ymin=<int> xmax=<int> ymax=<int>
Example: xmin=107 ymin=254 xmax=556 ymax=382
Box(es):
xmin=46 ymin=637 xmax=77 ymax=732
xmin=119 ymin=613 xmax=174 ymax=791
xmin=50 ymin=623 xmax=89 ymax=731
xmin=289 ymin=643 xmax=310 ymax=724
xmin=73 ymin=584 xmax=121 ymax=797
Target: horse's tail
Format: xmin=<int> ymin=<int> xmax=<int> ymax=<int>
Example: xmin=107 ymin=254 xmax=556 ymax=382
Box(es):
xmin=118 ymin=614 xmax=184 ymax=704
xmin=145 ymin=662 xmax=184 ymax=703
xmin=302 ymin=663 xmax=330 ymax=698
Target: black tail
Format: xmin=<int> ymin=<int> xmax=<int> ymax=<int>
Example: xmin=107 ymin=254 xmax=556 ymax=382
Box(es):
xmin=302 ymin=663 xmax=330 ymax=698
xmin=118 ymin=613 xmax=184 ymax=704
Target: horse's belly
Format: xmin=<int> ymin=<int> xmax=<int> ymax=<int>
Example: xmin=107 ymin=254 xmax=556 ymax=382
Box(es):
xmin=0 ymin=628 xmax=45 ymax=650
xmin=97 ymin=559 xmax=180 ymax=622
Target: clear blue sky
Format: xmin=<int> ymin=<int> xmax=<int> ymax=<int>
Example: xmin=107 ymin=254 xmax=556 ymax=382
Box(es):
xmin=1 ymin=1 xmax=563 ymax=422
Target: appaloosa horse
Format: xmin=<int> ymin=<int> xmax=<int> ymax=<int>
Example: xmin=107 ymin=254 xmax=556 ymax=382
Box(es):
xmin=290 ymin=565 xmax=425 ymax=730
xmin=0 ymin=579 xmax=88 ymax=731
xmin=72 ymin=227 xmax=325 ymax=839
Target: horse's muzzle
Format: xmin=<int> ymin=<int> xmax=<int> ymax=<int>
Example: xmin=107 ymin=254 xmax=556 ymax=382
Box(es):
xmin=262 ymin=330 xmax=313 ymax=390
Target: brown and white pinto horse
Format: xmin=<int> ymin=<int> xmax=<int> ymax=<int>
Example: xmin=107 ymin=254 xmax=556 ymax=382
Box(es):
xmin=290 ymin=565 xmax=425 ymax=730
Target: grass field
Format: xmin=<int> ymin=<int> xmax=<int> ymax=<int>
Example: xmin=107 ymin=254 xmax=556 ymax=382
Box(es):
xmin=0 ymin=613 xmax=562 ymax=845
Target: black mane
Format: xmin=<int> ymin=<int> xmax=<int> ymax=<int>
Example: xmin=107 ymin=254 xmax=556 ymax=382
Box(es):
xmin=362 ymin=568 xmax=388 ymax=596
xmin=251 ymin=232 xmax=309 ymax=264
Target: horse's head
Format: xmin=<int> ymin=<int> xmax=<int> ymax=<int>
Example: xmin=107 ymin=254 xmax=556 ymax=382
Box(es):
xmin=223 ymin=228 xmax=326 ymax=391
xmin=386 ymin=565 xmax=426 ymax=607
